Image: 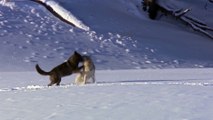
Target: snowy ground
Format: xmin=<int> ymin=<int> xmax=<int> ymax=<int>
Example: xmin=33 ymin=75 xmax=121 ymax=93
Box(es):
xmin=1 ymin=69 xmax=213 ymax=120
xmin=1 ymin=0 xmax=213 ymax=119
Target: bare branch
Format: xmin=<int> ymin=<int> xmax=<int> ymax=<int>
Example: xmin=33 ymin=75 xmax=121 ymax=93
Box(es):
xmin=174 ymin=9 xmax=190 ymax=18
xmin=141 ymin=0 xmax=213 ymax=40
xmin=181 ymin=16 xmax=213 ymax=39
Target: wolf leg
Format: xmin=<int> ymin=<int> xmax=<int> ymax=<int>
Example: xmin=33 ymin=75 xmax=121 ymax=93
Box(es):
xmin=83 ymin=73 xmax=89 ymax=84
xmin=49 ymin=75 xmax=60 ymax=86
xmin=75 ymin=73 xmax=84 ymax=85
xmin=56 ymin=78 xmax=61 ymax=86
xmin=92 ymin=74 xmax=96 ymax=83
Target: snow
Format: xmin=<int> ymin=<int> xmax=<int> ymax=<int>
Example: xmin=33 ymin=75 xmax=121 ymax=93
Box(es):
xmin=42 ymin=0 xmax=90 ymax=31
xmin=1 ymin=69 xmax=213 ymax=120
xmin=0 ymin=0 xmax=213 ymax=119
xmin=0 ymin=0 xmax=15 ymax=9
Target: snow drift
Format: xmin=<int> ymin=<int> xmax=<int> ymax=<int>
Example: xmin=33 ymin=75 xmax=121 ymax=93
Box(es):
xmin=0 ymin=0 xmax=15 ymax=9
xmin=31 ymin=0 xmax=89 ymax=31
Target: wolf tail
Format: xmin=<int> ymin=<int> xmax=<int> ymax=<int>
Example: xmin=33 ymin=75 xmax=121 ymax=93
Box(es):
xmin=35 ymin=64 xmax=51 ymax=75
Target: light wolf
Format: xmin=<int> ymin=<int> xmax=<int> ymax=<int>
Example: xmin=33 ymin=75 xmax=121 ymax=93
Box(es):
xmin=75 ymin=56 xmax=95 ymax=85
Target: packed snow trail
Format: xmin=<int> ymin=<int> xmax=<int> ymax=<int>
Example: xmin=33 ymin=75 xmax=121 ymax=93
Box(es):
xmin=1 ymin=80 xmax=213 ymax=92
xmin=1 ymin=68 xmax=213 ymax=92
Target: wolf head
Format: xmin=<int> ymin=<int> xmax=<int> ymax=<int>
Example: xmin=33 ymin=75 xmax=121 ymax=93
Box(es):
xmin=68 ymin=51 xmax=83 ymax=64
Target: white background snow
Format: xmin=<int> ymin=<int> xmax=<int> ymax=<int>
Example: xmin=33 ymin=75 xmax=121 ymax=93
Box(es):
xmin=0 ymin=0 xmax=213 ymax=120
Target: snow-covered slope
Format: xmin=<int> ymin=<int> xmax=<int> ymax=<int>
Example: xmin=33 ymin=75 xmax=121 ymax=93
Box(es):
xmin=0 ymin=0 xmax=213 ymax=71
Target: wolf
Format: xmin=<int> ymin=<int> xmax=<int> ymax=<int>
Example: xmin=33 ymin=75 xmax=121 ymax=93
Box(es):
xmin=35 ymin=51 xmax=83 ymax=86
xmin=74 ymin=55 xmax=95 ymax=85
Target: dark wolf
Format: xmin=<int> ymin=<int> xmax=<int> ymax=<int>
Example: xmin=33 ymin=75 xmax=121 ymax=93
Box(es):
xmin=35 ymin=51 xmax=83 ymax=86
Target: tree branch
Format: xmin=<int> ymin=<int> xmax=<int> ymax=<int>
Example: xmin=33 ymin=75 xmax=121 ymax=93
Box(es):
xmin=141 ymin=0 xmax=213 ymax=40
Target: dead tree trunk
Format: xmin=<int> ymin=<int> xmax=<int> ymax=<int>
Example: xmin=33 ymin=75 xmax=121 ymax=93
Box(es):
xmin=141 ymin=0 xmax=213 ymax=39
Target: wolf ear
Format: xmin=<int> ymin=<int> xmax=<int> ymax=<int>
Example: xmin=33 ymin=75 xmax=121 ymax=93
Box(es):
xmin=74 ymin=51 xmax=81 ymax=56
xmin=74 ymin=51 xmax=78 ymax=55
